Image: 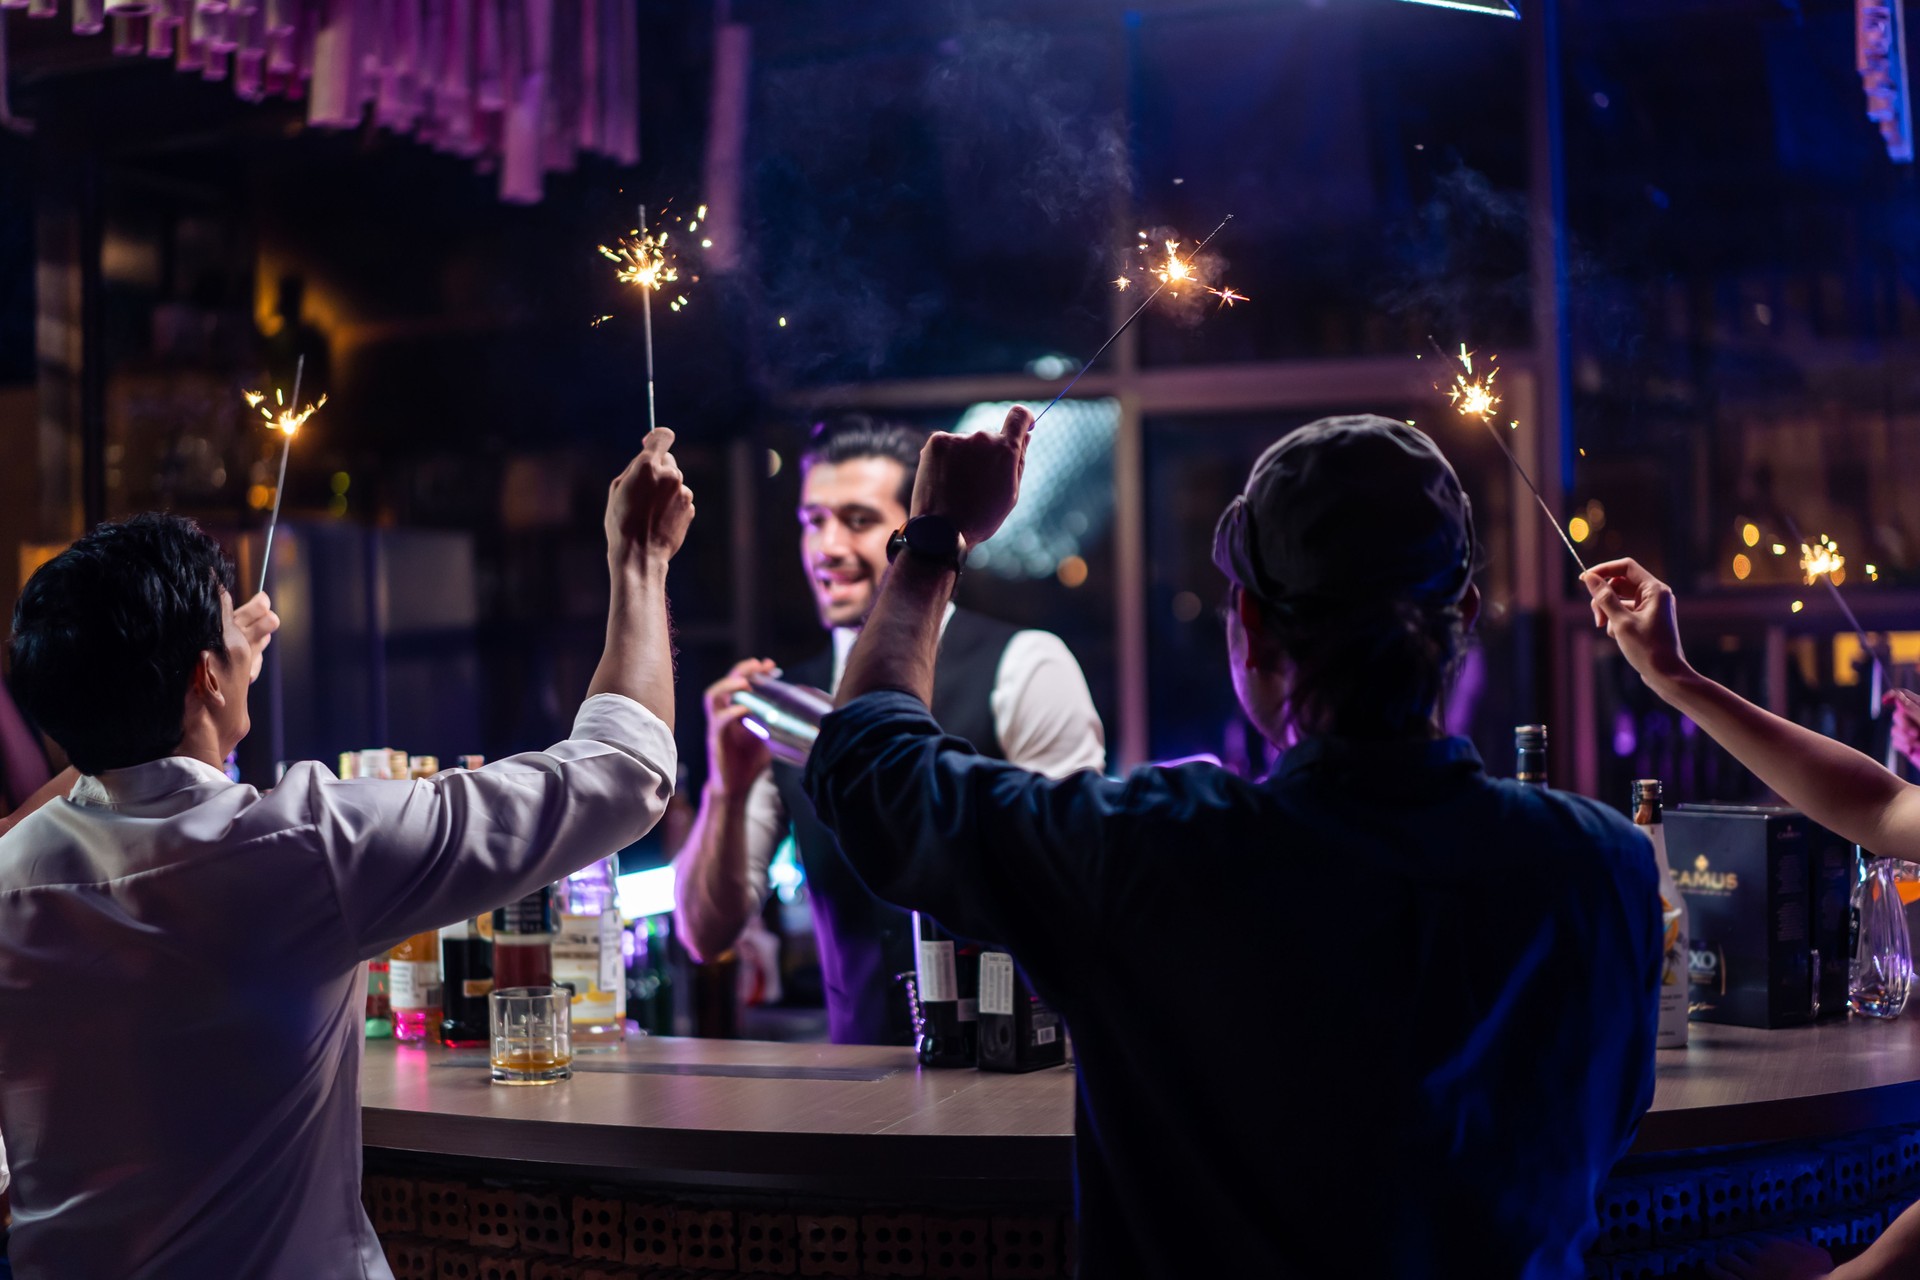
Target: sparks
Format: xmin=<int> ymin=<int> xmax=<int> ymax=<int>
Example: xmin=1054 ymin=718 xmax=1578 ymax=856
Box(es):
xmin=1113 ymin=275 xmax=1132 ymax=291
xmin=1432 ymin=337 xmax=1583 ymax=573
xmin=241 ymin=385 xmax=326 ymax=439
xmin=1800 ymin=536 xmax=1846 ymax=585
xmin=590 ymin=314 xmax=614 ymax=328
xmin=1155 ymin=240 xmax=1194 ymax=288
xmin=1208 ymin=286 xmax=1248 ymax=308
xmin=600 ymin=230 xmax=679 ymax=292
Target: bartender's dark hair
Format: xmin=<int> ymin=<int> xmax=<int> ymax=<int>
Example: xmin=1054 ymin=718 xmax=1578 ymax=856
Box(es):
xmin=8 ymin=514 xmax=236 ymax=775
xmin=1243 ymin=592 xmax=1471 ymax=740
xmin=800 ymin=415 xmax=928 ymax=510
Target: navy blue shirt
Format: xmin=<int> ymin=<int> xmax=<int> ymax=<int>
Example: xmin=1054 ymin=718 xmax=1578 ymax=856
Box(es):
xmin=806 ymin=692 xmax=1662 ymax=1279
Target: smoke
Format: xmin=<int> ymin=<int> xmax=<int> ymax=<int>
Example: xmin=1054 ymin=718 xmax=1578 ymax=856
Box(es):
xmin=746 ymin=6 xmax=1132 ymax=384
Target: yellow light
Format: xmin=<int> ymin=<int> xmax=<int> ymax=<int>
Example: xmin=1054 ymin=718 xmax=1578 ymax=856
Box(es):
xmin=1791 ymin=600 xmax=1805 ymax=613
xmin=1568 ymin=516 xmax=1591 ymax=543
xmin=1867 ymin=564 xmax=1879 ymax=580
xmin=330 ymin=471 xmax=351 ymax=495
xmin=1741 ymin=523 xmax=1760 ymax=548
xmin=248 ymin=483 xmax=273 ymax=510
xmin=1057 ymin=556 xmax=1089 ymax=588
xmin=1772 ymin=544 xmax=1787 ymax=556
xmin=767 ymin=450 xmax=783 ymax=478
xmin=1732 ymin=554 xmax=1751 ymax=580
xmin=778 ymin=317 xmax=787 ymax=328
xmin=1830 ymin=567 xmax=1846 ymax=586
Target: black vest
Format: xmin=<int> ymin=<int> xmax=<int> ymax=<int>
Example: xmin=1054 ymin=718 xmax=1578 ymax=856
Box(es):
xmin=771 ymin=609 xmax=1019 ymax=1045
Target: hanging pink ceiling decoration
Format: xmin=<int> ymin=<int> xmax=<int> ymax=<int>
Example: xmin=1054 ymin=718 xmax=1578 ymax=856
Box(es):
xmin=2 ymin=0 xmax=641 ymax=202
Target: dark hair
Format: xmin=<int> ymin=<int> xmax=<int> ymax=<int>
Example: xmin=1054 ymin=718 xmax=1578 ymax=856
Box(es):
xmin=800 ymin=415 xmax=927 ymax=510
xmin=8 ymin=514 xmax=236 ymax=775
xmin=1247 ymin=593 xmax=1469 ymax=741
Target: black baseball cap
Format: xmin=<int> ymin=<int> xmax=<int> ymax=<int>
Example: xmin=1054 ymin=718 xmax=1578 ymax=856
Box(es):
xmin=1211 ymin=415 xmax=1476 ymax=613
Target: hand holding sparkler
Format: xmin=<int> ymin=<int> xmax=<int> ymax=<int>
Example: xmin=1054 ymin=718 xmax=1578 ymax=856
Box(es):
xmin=235 ymin=591 xmax=282 ymax=684
xmin=605 ymin=427 xmax=697 ymax=564
xmin=1583 ymin=558 xmax=1692 ymax=686
xmin=911 ymin=405 xmax=1035 ymax=548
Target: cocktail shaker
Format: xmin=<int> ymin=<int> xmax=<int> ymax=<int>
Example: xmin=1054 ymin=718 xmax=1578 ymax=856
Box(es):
xmin=730 ymin=675 xmax=835 ymax=767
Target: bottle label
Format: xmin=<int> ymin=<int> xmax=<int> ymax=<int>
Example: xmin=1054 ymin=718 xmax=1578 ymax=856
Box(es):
xmin=553 ymin=910 xmax=626 ymax=1025
xmin=390 ymin=960 xmax=443 ymax=1012
xmin=1035 ymin=1025 xmax=1058 ymax=1046
xmin=462 ymin=979 xmax=494 ymax=999
xmin=495 ymin=889 xmax=555 ymax=937
xmin=917 ymin=940 xmax=957 ymax=1003
xmin=979 ymin=952 xmax=1015 ymax=1017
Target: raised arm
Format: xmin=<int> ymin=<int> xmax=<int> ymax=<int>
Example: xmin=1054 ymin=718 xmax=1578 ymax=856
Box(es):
xmin=319 ymin=432 xmax=693 ymax=957
xmin=1585 ymin=558 xmax=1920 ymax=859
xmin=587 ymin=428 xmax=695 ymax=727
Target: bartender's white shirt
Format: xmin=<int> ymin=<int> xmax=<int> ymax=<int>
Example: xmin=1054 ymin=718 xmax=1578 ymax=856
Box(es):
xmin=726 ymin=613 xmax=1106 ymax=918
xmin=0 ymin=693 xmax=675 ymax=1279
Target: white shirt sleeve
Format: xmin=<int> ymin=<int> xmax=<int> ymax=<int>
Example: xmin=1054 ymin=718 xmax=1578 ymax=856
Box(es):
xmin=990 ymin=630 xmax=1108 ymax=778
xmin=307 ymin=692 xmax=678 ymax=960
xmin=737 ymin=765 xmax=788 ymax=914
xmin=0 ymin=1129 xmax=9 ymax=1197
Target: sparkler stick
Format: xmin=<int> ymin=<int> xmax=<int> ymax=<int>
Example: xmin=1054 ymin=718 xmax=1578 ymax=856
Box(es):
xmin=638 ymin=203 xmax=656 ymax=436
xmin=1031 ymin=213 xmax=1236 ymax=427
xmin=1430 ymin=337 xmax=1587 ymax=574
xmin=257 ymin=354 xmax=304 ymax=595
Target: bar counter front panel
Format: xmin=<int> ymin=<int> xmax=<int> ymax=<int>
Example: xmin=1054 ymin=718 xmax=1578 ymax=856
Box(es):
xmin=360 ymin=1020 xmax=1920 ymax=1276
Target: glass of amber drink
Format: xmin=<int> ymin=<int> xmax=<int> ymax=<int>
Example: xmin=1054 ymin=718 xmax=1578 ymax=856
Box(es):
xmin=489 ymin=986 xmax=573 ymax=1084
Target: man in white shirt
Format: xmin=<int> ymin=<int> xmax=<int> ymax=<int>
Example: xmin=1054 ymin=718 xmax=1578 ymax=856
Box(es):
xmin=673 ymin=415 xmax=1104 ymax=1045
xmin=0 ymin=429 xmax=694 ymax=1279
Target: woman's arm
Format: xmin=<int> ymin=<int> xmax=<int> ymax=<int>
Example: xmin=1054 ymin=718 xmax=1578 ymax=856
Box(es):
xmin=1585 ymin=559 xmax=1920 ymax=859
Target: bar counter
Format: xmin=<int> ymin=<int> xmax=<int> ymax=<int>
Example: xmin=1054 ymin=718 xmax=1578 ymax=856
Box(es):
xmin=364 ymin=1018 xmax=1920 ymax=1184
xmin=358 ymin=1021 xmax=1920 ymax=1276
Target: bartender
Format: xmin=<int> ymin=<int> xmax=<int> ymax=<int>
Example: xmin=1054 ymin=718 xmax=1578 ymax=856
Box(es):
xmin=671 ymin=414 xmax=1105 ymax=1044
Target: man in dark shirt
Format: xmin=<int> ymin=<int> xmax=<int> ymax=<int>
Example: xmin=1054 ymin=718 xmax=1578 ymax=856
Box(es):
xmin=805 ymin=409 xmax=1663 ymax=1278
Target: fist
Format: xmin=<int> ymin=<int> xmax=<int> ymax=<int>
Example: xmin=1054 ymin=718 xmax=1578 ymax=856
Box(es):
xmin=910 ymin=405 xmax=1034 ymax=549
xmin=606 ymin=428 xmax=695 ymax=562
xmin=235 ymin=591 xmax=281 ymax=684
xmin=704 ymin=658 xmax=777 ymax=793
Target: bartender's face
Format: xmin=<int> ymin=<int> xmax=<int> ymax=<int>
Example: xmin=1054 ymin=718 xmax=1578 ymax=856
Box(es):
xmin=799 ymin=456 xmax=910 ymax=630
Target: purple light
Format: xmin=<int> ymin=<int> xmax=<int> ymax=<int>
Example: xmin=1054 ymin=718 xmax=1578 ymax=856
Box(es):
xmin=742 ymin=718 xmax=772 ymax=742
xmin=1612 ymin=711 xmax=1637 ymax=758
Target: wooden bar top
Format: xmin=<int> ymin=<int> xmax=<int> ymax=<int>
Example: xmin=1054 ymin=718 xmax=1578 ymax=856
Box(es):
xmin=359 ymin=1017 xmax=1920 ymax=1194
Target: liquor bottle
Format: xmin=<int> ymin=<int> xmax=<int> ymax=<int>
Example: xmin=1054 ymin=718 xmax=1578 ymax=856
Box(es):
xmin=493 ymin=886 xmax=557 ymax=990
xmin=439 ymin=915 xmax=495 ymax=1048
xmin=911 ymin=912 xmax=979 ymax=1068
xmin=977 ymin=951 xmax=1066 ymax=1073
xmin=1514 ymin=725 xmax=1549 ymax=787
xmin=1633 ymin=779 xmax=1689 ymax=1049
xmin=390 ymin=930 xmax=442 ymax=1042
xmin=556 ymin=856 xmax=627 ymax=1048
xmin=365 ymin=951 xmax=393 ymax=1039
xmin=1850 ymin=849 xmax=1913 ymax=1019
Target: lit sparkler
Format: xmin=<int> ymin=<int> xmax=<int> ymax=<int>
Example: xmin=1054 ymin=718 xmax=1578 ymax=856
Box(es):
xmin=1208 ymin=286 xmax=1249 ymax=309
xmin=599 ymin=201 xmax=709 ymax=434
xmin=1431 ymin=338 xmax=1586 ymax=574
xmin=1032 ymin=213 xmax=1239 ymax=427
xmin=243 ymin=354 xmax=325 ymax=594
xmin=1800 ymin=535 xmax=1845 ymax=586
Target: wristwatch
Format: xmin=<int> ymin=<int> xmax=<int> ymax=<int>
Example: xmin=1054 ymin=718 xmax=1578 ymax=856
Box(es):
xmin=886 ymin=514 xmax=968 ymax=574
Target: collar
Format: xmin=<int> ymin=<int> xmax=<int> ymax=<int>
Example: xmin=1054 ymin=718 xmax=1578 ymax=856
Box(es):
xmin=69 ymin=755 xmax=237 ymax=810
xmin=1274 ymin=734 xmax=1485 ymax=789
xmin=830 ymin=602 xmax=958 ymax=693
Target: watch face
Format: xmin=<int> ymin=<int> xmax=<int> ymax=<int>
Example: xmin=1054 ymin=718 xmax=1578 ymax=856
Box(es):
xmin=906 ymin=516 xmax=961 ymax=560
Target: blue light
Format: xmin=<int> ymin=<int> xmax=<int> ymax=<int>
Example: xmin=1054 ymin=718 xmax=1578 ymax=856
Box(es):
xmin=1393 ymin=0 xmax=1518 ymax=16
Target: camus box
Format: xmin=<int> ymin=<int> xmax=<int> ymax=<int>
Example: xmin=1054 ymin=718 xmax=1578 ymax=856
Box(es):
xmin=1665 ymin=805 xmax=1853 ymax=1029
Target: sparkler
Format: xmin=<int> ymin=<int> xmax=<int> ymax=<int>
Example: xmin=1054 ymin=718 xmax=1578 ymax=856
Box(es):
xmin=1430 ymin=338 xmax=1587 ymax=574
xmin=599 ymin=202 xmax=706 ymax=435
xmin=1032 ymin=213 xmax=1240 ymax=427
xmin=244 ymin=354 xmax=326 ymax=595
